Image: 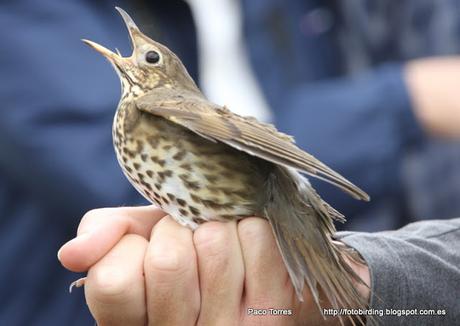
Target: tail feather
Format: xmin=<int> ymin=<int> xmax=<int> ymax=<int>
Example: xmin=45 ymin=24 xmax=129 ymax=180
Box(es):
xmin=264 ymin=166 xmax=369 ymax=325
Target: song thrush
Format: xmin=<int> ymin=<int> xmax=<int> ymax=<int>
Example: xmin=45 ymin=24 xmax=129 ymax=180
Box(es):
xmin=83 ymin=7 xmax=370 ymax=323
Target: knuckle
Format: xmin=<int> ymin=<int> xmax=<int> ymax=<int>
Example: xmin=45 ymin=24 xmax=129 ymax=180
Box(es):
xmin=144 ymin=219 xmax=194 ymax=274
xmin=79 ymin=209 xmax=98 ymax=228
xmin=87 ymin=266 xmax=134 ymax=303
xmin=79 ymin=207 xmax=115 ymax=233
xmin=238 ymin=218 xmax=270 ymax=241
xmin=144 ymin=242 xmax=191 ymax=274
xmin=81 ymin=207 xmax=111 ymax=221
xmin=193 ymin=222 xmax=231 ymax=255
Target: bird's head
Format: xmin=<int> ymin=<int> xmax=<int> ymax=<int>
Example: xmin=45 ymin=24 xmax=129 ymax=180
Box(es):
xmin=82 ymin=7 xmax=199 ymax=99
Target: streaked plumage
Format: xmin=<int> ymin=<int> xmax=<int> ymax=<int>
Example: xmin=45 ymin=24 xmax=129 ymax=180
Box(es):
xmin=83 ymin=7 xmax=370 ymax=325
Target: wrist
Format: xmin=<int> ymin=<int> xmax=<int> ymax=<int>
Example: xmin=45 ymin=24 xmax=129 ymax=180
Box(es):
xmin=337 ymin=241 xmax=371 ymax=306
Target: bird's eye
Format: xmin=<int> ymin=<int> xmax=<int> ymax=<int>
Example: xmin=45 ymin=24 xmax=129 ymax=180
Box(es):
xmin=145 ymin=51 xmax=160 ymax=64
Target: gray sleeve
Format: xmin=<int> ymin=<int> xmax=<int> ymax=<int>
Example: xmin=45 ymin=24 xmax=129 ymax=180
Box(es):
xmin=338 ymin=218 xmax=460 ymax=325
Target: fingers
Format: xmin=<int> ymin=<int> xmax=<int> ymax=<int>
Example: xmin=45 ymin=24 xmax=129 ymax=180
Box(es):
xmin=238 ymin=218 xmax=290 ymax=306
xmin=85 ymin=234 xmax=148 ymax=326
xmin=144 ymin=216 xmax=200 ymax=326
xmin=58 ymin=206 xmax=166 ymax=272
xmin=194 ymin=221 xmax=245 ymax=325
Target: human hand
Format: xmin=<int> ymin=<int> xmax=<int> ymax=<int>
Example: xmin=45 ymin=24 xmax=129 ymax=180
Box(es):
xmin=405 ymin=56 xmax=460 ymax=138
xmin=58 ymin=206 xmax=370 ymax=325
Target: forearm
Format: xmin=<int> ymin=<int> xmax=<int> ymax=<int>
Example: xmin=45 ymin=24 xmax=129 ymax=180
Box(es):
xmin=338 ymin=218 xmax=460 ymax=325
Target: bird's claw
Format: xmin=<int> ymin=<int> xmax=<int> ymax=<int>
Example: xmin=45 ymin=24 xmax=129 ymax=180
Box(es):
xmin=69 ymin=277 xmax=86 ymax=293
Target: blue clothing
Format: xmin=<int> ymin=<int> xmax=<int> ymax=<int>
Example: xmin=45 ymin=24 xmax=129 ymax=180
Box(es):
xmin=0 ymin=2 xmax=136 ymax=325
xmin=0 ymin=1 xmax=196 ymax=325
xmin=241 ymin=0 xmax=460 ymax=230
xmin=0 ymin=0 xmax=459 ymax=325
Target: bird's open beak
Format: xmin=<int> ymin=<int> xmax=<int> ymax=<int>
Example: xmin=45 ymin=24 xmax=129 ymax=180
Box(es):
xmin=81 ymin=39 xmax=121 ymax=62
xmin=115 ymin=6 xmax=144 ymax=49
xmin=82 ymin=7 xmax=147 ymax=62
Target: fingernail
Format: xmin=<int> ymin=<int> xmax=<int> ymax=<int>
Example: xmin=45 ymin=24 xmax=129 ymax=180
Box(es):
xmin=57 ymin=247 xmax=63 ymax=261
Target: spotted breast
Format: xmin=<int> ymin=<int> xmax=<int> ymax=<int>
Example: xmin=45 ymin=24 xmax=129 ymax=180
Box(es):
xmin=113 ymin=101 xmax=269 ymax=229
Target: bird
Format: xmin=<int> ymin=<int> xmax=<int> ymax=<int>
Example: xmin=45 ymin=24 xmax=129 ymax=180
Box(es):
xmin=82 ymin=7 xmax=370 ymax=324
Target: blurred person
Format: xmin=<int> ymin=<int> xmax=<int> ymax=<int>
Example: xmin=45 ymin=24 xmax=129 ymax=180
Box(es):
xmin=2 ymin=0 xmax=460 ymax=325
xmin=237 ymin=0 xmax=460 ymax=231
xmin=0 ymin=1 xmax=196 ymax=325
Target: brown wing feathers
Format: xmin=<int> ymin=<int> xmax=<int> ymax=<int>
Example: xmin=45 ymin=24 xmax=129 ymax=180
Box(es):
xmin=136 ymin=90 xmax=369 ymax=201
xmin=222 ymin=114 xmax=369 ymax=201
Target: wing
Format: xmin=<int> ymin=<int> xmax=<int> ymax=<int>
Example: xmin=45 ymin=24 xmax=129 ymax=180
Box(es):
xmin=136 ymin=88 xmax=369 ymax=201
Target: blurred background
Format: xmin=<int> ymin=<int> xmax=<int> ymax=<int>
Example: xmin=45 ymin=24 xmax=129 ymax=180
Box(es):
xmin=1 ymin=0 xmax=460 ymax=324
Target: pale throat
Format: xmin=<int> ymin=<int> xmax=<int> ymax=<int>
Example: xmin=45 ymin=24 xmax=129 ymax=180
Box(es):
xmin=120 ymin=79 xmax=144 ymax=99
xmin=118 ymin=71 xmax=162 ymax=100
